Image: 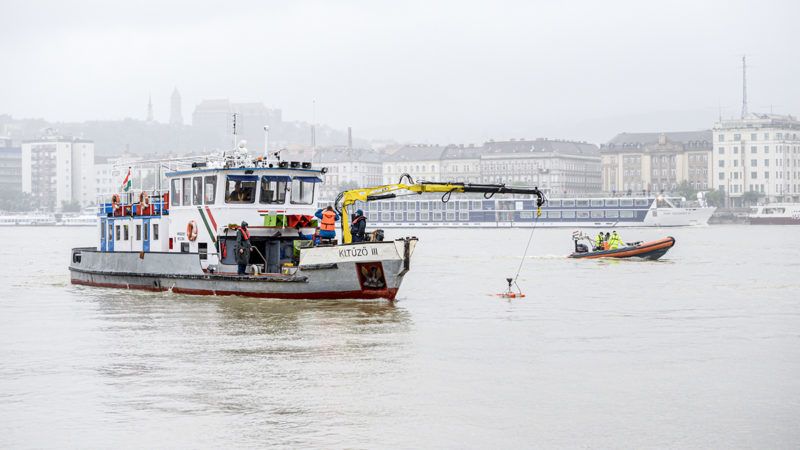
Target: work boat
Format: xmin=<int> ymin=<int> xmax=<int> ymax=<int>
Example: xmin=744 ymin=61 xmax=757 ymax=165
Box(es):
xmin=69 ymin=145 xmax=545 ymax=300
xmin=568 ymin=231 xmax=675 ymax=260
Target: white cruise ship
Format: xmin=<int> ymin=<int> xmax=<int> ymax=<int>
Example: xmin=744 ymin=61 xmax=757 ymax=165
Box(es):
xmin=338 ymin=195 xmax=715 ymax=228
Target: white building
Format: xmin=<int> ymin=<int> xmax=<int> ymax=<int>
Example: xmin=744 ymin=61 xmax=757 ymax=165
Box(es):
xmin=440 ymin=145 xmax=482 ymax=183
xmin=712 ymin=113 xmax=800 ymax=205
xmin=313 ymin=147 xmax=383 ymax=199
xmin=21 ymin=136 xmax=95 ymax=210
xmin=382 ymin=145 xmax=445 ymax=184
xmin=480 ymin=139 xmax=601 ymax=195
xmin=94 ymin=157 xmax=116 ymax=198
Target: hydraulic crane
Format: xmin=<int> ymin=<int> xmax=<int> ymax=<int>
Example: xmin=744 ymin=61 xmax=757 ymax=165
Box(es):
xmin=335 ymin=174 xmax=547 ymax=244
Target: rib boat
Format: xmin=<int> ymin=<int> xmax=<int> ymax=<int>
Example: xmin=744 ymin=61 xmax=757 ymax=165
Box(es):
xmin=569 ymin=234 xmax=676 ymax=260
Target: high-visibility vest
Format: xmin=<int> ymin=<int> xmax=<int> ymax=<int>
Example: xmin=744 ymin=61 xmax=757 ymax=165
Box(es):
xmin=321 ymin=210 xmax=336 ymax=231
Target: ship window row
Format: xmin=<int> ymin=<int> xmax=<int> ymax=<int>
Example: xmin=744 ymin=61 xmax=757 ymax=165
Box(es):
xmin=355 ymin=198 xmax=652 ymax=211
xmin=105 ymin=222 xmax=160 ymax=242
xmin=170 ymin=174 xmax=318 ymax=207
xmin=367 ymin=210 xmax=639 ymax=221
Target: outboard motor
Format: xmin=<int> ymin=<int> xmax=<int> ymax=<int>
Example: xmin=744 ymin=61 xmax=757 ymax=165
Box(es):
xmin=575 ymin=243 xmax=589 ymax=253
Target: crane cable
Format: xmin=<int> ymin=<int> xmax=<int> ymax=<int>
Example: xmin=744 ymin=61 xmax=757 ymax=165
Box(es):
xmin=502 ymin=207 xmax=541 ymax=298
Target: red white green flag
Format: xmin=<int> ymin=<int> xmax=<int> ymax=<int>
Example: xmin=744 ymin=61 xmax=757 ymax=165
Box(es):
xmin=121 ymin=167 xmax=132 ymax=192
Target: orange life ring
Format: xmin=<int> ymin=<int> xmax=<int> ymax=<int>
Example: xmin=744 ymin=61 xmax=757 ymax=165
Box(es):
xmin=187 ymin=220 xmax=198 ymax=241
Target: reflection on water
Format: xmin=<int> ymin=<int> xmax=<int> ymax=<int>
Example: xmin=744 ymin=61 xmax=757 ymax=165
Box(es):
xmin=74 ymin=288 xmax=413 ymax=434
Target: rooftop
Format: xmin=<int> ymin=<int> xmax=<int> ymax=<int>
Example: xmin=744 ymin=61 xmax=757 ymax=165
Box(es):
xmin=384 ymin=145 xmax=447 ymax=162
xmin=313 ymin=147 xmax=383 ymax=164
xmin=605 ymin=130 xmax=712 ymax=148
xmin=484 ymin=138 xmax=599 ymax=156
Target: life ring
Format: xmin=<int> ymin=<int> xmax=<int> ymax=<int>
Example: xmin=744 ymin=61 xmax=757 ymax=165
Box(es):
xmin=187 ymin=220 xmax=198 ymax=241
xmin=111 ymin=194 xmax=121 ymax=212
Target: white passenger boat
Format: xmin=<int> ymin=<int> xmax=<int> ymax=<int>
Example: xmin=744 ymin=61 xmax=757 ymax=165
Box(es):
xmin=0 ymin=214 xmax=57 ymax=226
xmin=748 ymin=203 xmax=800 ymax=225
xmin=59 ymin=214 xmax=97 ymax=226
xmin=350 ymin=195 xmax=715 ymax=228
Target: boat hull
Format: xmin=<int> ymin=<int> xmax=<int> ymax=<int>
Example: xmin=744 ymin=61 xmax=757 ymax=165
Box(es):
xmin=69 ymin=239 xmax=416 ymax=300
xmin=569 ymin=236 xmax=676 ymax=260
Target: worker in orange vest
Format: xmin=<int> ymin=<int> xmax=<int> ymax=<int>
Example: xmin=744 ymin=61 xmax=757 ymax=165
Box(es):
xmin=314 ymin=206 xmax=340 ymax=240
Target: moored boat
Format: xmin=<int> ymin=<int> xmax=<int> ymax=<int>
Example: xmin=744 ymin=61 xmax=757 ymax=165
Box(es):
xmin=748 ymin=203 xmax=800 ymax=225
xmin=569 ymin=233 xmax=675 ymax=260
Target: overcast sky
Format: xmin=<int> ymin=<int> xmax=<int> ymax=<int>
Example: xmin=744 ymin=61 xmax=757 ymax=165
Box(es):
xmin=2 ymin=0 xmax=799 ymax=144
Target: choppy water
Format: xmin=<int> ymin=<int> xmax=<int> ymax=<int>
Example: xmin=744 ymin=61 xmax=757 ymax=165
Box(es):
xmin=1 ymin=225 xmax=799 ymax=448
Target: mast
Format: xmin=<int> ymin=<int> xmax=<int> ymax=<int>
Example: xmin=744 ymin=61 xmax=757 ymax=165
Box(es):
xmin=741 ymin=55 xmax=748 ymax=119
xmin=231 ymin=113 xmax=239 ymax=148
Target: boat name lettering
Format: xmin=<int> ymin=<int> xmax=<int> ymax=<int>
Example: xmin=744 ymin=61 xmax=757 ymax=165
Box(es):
xmin=338 ymin=247 xmax=378 ymax=258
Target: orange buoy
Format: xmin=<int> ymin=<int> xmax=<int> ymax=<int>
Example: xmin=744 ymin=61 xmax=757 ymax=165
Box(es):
xmin=497 ymin=277 xmax=525 ymax=298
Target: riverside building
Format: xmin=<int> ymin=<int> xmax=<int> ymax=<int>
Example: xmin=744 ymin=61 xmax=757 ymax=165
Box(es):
xmin=313 ymin=147 xmax=383 ymax=198
xmin=601 ymin=131 xmax=712 ymax=194
xmin=480 ymin=139 xmax=601 ymax=195
xmin=21 ymin=136 xmax=95 ymax=209
xmin=0 ymin=137 xmax=21 ymax=193
xmin=712 ymin=113 xmax=800 ymax=205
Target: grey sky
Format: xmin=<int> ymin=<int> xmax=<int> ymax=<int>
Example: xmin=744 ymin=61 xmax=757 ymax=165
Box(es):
xmin=2 ymin=0 xmax=799 ymax=144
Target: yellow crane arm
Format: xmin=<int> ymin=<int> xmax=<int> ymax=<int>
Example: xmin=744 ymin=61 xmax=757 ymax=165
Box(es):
xmin=335 ymin=175 xmax=546 ymax=244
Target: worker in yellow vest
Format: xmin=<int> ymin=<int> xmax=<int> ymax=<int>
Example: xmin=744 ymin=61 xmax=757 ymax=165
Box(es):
xmin=314 ymin=206 xmax=340 ymax=240
xmin=595 ymin=232 xmax=605 ymax=251
xmin=609 ymin=230 xmax=624 ymax=249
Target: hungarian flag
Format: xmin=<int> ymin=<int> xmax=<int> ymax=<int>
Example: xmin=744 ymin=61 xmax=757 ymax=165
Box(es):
xmin=121 ymin=167 xmax=132 ymax=192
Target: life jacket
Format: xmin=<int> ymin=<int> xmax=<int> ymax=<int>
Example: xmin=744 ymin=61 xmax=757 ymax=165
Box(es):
xmin=352 ymin=215 xmax=366 ymax=225
xmin=321 ymin=210 xmax=336 ymax=231
xmin=239 ymin=227 xmax=250 ymax=240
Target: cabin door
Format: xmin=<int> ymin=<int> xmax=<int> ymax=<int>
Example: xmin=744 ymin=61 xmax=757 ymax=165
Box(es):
xmin=107 ymin=219 xmax=114 ymax=252
xmin=100 ymin=218 xmax=107 ymax=252
xmin=142 ymin=218 xmax=151 ymax=252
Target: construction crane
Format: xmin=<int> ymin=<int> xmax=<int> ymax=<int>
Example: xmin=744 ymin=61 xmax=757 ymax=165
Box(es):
xmin=335 ymin=174 xmax=547 ymax=244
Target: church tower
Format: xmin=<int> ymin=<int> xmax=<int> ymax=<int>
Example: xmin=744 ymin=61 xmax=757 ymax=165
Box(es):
xmin=170 ymin=87 xmax=183 ymax=126
xmin=147 ymin=95 xmax=154 ymax=122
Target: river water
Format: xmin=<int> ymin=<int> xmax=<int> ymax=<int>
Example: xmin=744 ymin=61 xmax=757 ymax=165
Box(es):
xmin=1 ymin=225 xmax=799 ymax=448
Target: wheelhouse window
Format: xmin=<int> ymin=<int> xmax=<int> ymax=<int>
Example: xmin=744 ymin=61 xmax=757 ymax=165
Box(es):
xmin=182 ymin=178 xmax=191 ymax=205
xmin=290 ymin=177 xmax=319 ymax=205
xmin=260 ymin=175 xmax=289 ymax=204
xmin=225 ymin=175 xmax=257 ymax=203
xmin=204 ymin=176 xmax=217 ymax=204
xmin=192 ymin=176 xmax=203 ymax=205
xmin=171 ymin=179 xmax=181 ymax=206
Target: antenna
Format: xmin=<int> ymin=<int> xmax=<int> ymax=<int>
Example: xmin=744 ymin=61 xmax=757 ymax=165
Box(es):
xmin=263 ymin=125 xmax=270 ymax=157
xmin=311 ymin=99 xmax=317 ymax=149
xmin=741 ymin=55 xmax=748 ymax=119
